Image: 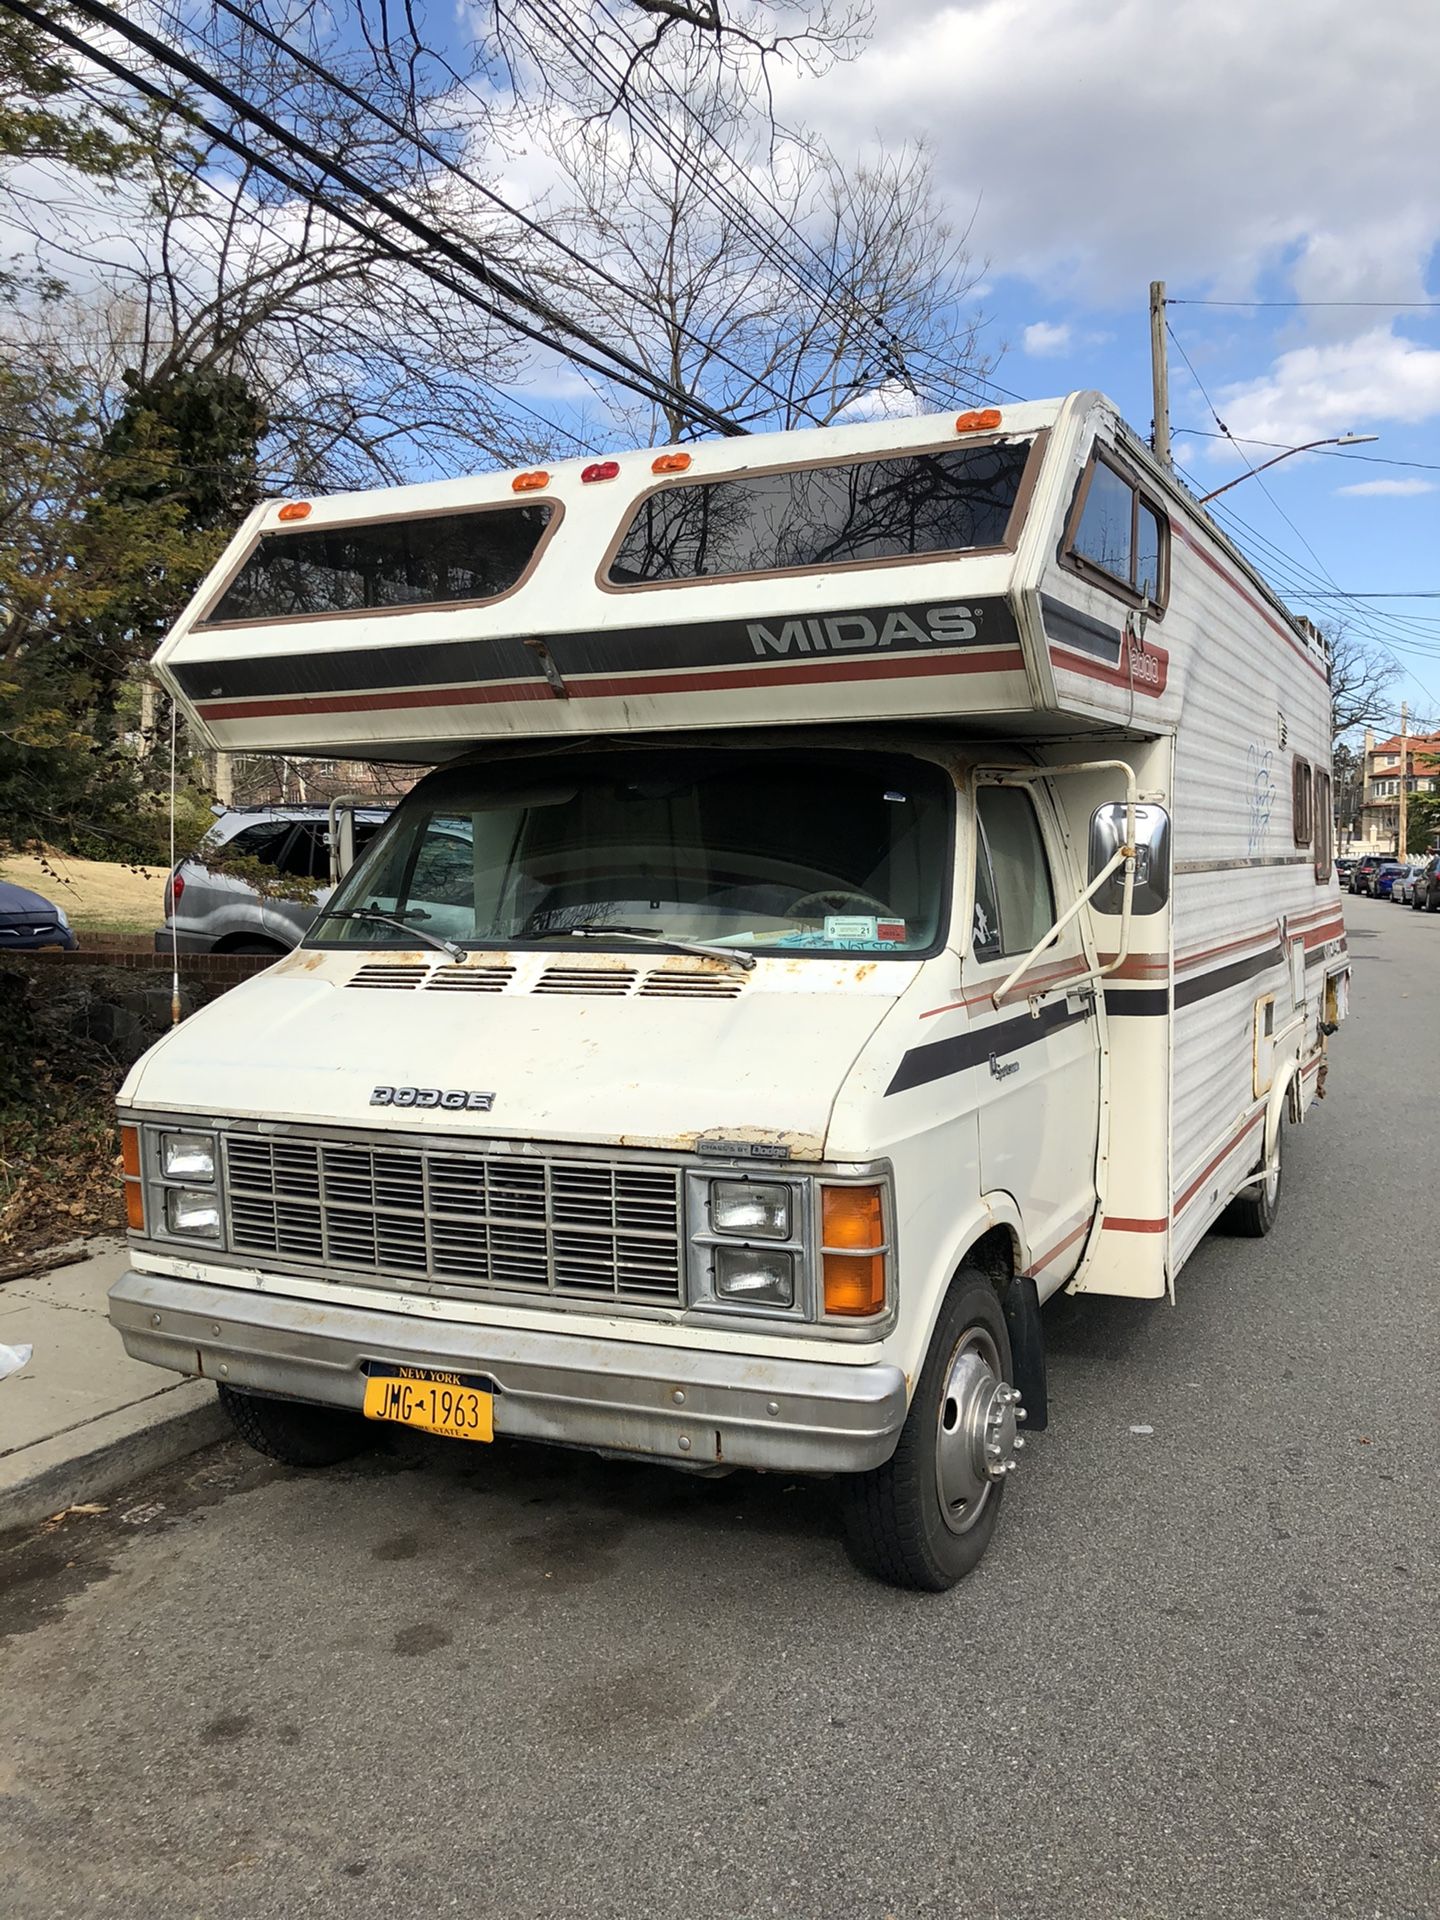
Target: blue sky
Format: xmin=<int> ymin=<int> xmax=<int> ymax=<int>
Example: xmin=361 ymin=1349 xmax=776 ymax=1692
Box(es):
xmin=766 ymin=0 xmax=1440 ymax=724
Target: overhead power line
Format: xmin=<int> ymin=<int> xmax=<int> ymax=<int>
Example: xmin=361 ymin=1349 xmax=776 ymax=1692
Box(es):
xmin=1175 ymin=427 xmax=1440 ymax=475
xmin=3 ymin=0 xmax=748 ymax=439
xmin=1167 ymin=298 xmax=1440 ymax=310
xmin=191 ymin=0 xmax=810 ymax=431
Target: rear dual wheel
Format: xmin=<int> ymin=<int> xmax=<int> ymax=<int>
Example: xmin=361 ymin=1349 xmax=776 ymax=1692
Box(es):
xmin=842 ymin=1273 xmax=1023 ymax=1591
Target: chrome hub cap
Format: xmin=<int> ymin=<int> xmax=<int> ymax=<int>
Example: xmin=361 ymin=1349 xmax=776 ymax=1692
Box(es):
xmin=934 ymin=1328 xmax=1027 ymax=1535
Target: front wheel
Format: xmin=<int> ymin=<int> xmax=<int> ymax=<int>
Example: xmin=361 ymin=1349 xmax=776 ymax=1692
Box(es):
xmin=841 ymin=1273 xmax=1023 ymax=1591
xmin=219 ymin=1383 xmax=370 ymax=1467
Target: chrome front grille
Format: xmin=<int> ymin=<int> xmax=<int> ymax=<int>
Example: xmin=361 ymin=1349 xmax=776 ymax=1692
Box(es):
xmin=222 ymin=1132 xmax=684 ymax=1304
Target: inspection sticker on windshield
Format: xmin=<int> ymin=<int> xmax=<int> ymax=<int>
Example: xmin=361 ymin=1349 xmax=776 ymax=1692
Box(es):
xmin=823 ymin=915 xmax=907 ymax=945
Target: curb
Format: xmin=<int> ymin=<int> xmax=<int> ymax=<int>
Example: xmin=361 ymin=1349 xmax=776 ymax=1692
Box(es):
xmin=0 ymin=1379 xmax=229 ymax=1539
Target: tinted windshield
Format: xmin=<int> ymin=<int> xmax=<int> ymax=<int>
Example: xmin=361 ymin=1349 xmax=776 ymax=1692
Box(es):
xmin=310 ymin=750 xmax=952 ymax=957
xmin=204 ymin=504 xmax=555 ymax=624
xmin=607 ymin=441 xmax=1032 ymax=586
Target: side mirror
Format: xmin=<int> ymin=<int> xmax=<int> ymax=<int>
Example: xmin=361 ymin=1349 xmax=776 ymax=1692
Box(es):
xmin=1089 ymin=802 xmax=1171 ymax=914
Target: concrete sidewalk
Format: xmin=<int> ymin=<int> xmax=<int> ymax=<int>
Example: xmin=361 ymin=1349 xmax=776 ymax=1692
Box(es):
xmin=0 ymin=1240 xmax=226 ymax=1534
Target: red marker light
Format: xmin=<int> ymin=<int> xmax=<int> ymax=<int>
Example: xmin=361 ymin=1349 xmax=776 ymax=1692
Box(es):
xmin=581 ymin=460 xmax=620 ymax=483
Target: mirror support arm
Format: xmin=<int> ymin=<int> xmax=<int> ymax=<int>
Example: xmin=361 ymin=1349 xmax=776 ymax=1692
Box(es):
xmin=975 ymin=759 xmax=1139 ymax=1010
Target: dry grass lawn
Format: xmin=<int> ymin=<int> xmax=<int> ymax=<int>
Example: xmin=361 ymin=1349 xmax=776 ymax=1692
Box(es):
xmin=0 ymin=853 xmax=164 ymax=935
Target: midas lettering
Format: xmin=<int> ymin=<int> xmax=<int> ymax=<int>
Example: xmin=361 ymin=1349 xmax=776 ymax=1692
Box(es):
xmin=747 ymin=604 xmax=981 ymax=657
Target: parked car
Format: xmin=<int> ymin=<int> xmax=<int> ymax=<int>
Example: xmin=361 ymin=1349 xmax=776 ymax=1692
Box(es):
xmin=1389 ymin=863 xmax=1421 ymax=904
xmin=0 ymin=880 xmax=77 ymax=951
xmin=1335 ymin=855 xmax=1358 ymax=884
xmin=1350 ymin=852 xmax=1397 ymax=896
xmin=155 ymin=805 xmax=391 ymax=956
xmin=1373 ymin=861 xmax=1407 ymax=899
xmin=1411 ymin=855 xmax=1440 ymax=912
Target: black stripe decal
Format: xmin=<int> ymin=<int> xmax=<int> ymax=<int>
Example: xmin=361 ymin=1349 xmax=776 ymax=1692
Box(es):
xmin=172 ymin=596 xmax=1021 ymax=704
xmin=1174 ymin=942 xmax=1283 ymax=1008
xmin=1039 ymin=593 xmax=1122 ymax=662
xmin=886 ymin=998 xmax=1089 ymax=1096
xmin=1105 ymin=987 xmax=1169 ymax=1018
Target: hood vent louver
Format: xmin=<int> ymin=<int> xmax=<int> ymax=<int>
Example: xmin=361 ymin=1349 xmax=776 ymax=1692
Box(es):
xmin=535 ymin=964 xmax=639 ymax=996
xmin=348 ymin=963 xmax=432 ymax=990
xmin=426 ymin=966 xmax=516 ymax=993
xmin=637 ymin=972 xmax=745 ymax=999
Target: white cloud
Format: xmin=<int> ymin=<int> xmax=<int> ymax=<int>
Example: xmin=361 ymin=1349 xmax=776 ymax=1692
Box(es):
xmin=1212 ymin=327 xmax=1440 ymax=448
xmin=1022 ymin=321 xmax=1071 ymax=357
xmin=784 ymin=1 xmax=1440 ymax=305
xmin=1334 ymin=477 xmax=1437 ymax=498
xmin=835 ymin=379 xmax=928 ymax=420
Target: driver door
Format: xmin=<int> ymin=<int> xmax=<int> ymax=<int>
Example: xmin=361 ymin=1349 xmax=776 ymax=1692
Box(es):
xmin=967 ymin=782 xmax=1103 ymax=1284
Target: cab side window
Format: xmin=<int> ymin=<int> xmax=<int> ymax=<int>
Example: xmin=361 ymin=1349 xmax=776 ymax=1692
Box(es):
xmin=973 ymin=788 xmax=1056 ymax=960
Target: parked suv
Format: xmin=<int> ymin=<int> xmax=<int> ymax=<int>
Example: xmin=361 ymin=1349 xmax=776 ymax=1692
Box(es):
xmin=156 ymin=805 xmax=391 ymax=956
xmin=1350 ymin=852 xmax=1397 ymax=896
xmin=1412 ymin=854 xmax=1440 ymax=912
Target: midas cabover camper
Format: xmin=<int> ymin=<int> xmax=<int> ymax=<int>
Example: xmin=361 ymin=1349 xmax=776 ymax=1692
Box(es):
xmin=111 ymin=393 xmax=1349 ymax=1589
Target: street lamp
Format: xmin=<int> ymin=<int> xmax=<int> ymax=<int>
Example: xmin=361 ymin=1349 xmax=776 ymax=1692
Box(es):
xmin=1199 ymin=433 xmax=1380 ymax=504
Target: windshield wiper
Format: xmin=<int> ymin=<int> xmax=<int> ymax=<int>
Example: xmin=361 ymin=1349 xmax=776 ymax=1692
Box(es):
xmin=323 ymin=907 xmax=467 ymax=963
xmin=547 ymin=923 xmax=756 ymax=974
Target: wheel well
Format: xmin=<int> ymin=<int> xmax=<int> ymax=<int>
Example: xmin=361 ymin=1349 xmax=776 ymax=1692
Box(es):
xmin=210 ymin=933 xmax=287 ymax=955
xmin=964 ymin=1224 xmax=1018 ymax=1297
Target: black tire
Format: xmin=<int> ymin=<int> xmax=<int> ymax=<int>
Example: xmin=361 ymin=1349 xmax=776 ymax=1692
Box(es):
xmin=841 ymin=1272 xmax=1013 ymax=1592
xmin=218 ymin=1383 xmax=370 ymax=1467
xmin=1219 ymin=1117 xmax=1283 ymax=1238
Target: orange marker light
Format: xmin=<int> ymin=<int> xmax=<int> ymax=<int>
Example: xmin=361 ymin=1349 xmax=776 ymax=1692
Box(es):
xmin=277 ymin=500 xmax=312 ymax=521
xmin=652 ymin=451 xmax=692 ymax=474
xmin=512 ymin=470 xmax=550 ymax=492
xmin=120 ymin=1123 xmax=141 ymax=1178
xmin=821 ymin=1184 xmax=887 ymax=1317
xmin=955 ymin=408 xmax=1002 ymax=433
xmin=120 ymin=1124 xmax=145 ymax=1232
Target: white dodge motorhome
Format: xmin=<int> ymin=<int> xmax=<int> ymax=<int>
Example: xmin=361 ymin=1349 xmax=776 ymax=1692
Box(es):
xmin=112 ymin=393 xmax=1349 ymax=1588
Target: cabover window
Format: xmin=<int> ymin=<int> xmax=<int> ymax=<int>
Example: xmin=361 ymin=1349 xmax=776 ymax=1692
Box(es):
xmin=1065 ymin=453 xmax=1168 ymax=606
xmin=606 ymin=439 xmax=1033 ymax=587
xmin=201 ymin=503 xmax=556 ymax=625
xmin=1292 ymin=756 xmax=1313 ymax=847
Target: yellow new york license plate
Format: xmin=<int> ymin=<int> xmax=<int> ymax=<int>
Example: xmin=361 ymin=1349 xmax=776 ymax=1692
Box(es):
xmin=362 ymin=1368 xmax=494 ymax=1442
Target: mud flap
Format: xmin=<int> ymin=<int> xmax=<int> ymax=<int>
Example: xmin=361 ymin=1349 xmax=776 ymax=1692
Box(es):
xmin=1003 ymin=1275 xmax=1049 ymax=1431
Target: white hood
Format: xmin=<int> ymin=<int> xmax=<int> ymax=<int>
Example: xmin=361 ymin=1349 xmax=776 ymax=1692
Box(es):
xmin=121 ymin=953 xmax=908 ymax=1158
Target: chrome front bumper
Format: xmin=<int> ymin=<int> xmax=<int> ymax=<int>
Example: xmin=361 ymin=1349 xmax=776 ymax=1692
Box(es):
xmin=109 ymin=1268 xmax=908 ymax=1474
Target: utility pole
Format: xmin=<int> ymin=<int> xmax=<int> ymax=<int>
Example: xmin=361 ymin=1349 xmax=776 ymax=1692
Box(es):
xmin=1149 ymin=281 xmax=1170 ymax=467
xmin=1397 ymin=701 xmax=1409 ymax=857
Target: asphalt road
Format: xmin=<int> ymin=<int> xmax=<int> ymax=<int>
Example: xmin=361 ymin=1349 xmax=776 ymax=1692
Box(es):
xmin=2 ymin=893 xmax=1436 ymax=1920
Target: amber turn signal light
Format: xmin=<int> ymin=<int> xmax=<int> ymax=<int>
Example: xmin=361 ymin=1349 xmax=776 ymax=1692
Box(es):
xmin=955 ymin=408 xmax=1002 ymax=433
xmin=120 ymin=1124 xmax=145 ymax=1232
xmin=821 ymin=1184 xmax=886 ymax=1316
xmin=651 ymin=451 xmax=692 ymax=474
xmin=512 ymin=470 xmax=550 ymax=492
xmin=277 ymin=500 xmax=312 ymax=521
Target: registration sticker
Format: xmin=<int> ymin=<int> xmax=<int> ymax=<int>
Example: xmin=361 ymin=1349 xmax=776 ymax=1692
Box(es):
xmin=362 ymin=1366 xmax=494 ymax=1442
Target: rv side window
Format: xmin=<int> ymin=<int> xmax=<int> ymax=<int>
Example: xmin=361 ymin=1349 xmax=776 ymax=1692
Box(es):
xmin=1313 ymin=769 xmax=1333 ymax=882
xmin=1292 ymin=756 xmax=1313 ymax=847
xmin=201 ymin=503 xmax=557 ymax=625
xmin=973 ymin=788 xmax=1055 ymax=959
xmin=606 ymin=440 xmax=1034 ymax=586
xmin=1066 ymin=455 xmax=1168 ymax=606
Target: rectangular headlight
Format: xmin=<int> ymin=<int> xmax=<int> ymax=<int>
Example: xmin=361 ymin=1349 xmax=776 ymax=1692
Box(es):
xmin=713 ymin=1246 xmax=794 ymax=1308
xmin=160 ymin=1132 xmax=215 ymax=1181
xmin=164 ymin=1187 xmax=222 ymax=1238
xmin=710 ymin=1179 xmax=790 ymax=1239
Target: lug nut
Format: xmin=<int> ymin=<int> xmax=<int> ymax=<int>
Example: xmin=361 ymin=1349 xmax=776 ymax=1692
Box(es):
xmin=986 ymin=1442 xmax=1002 ymax=1459
xmin=1004 ymin=1459 xmax=1018 ymax=1474
xmin=1014 ymin=1436 xmax=1026 ymax=1450
xmin=1016 ymin=1408 xmax=1028 ymax=1424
